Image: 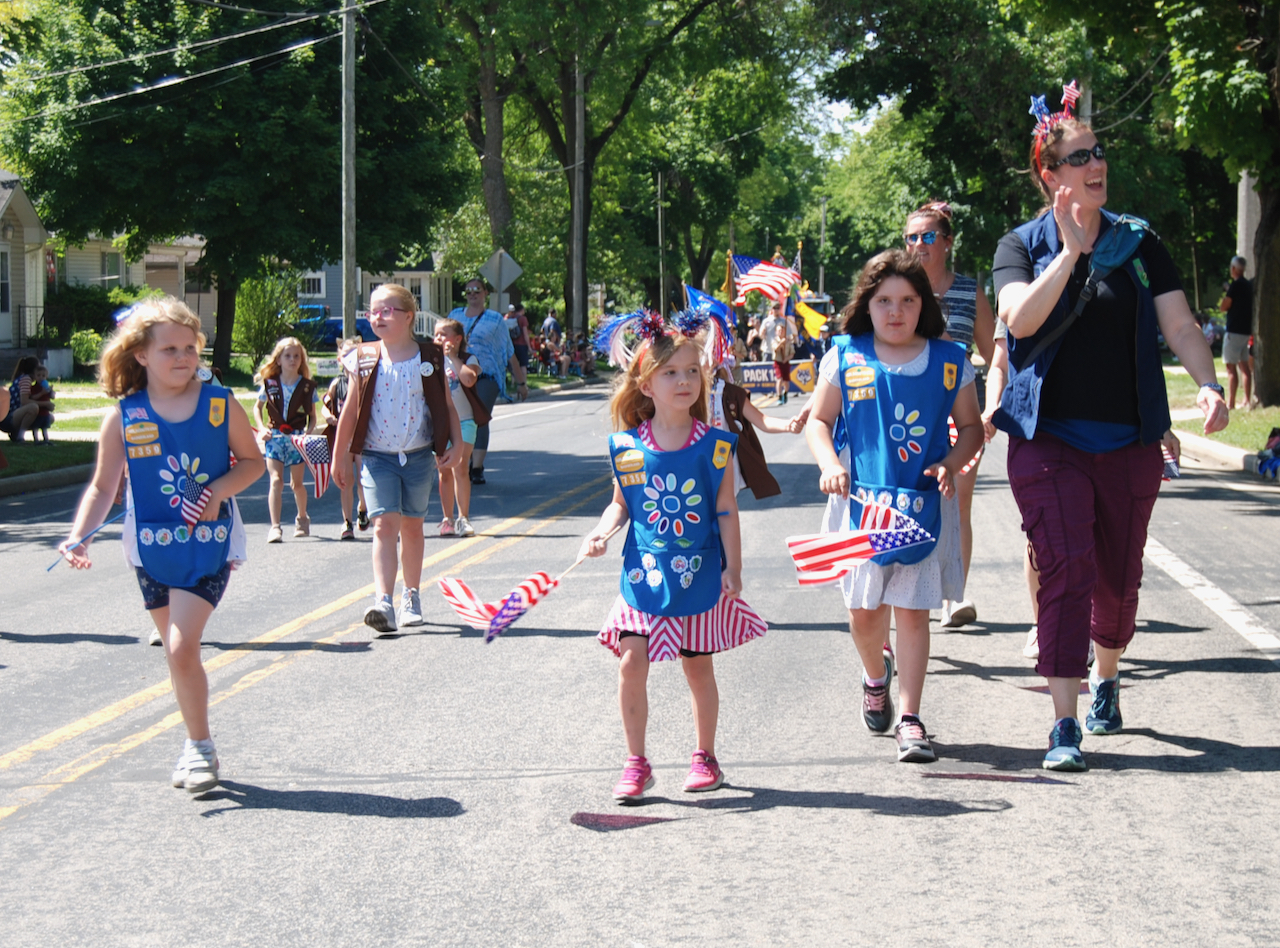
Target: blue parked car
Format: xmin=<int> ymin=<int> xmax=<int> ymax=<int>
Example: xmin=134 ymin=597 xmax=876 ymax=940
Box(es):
xmin=293 ymin=305 xmax=377 ymax=346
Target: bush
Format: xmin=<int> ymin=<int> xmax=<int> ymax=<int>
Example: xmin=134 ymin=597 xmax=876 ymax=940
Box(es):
xmin=232 ymin=270 xmax=304 ymax=372
xmin=69 ymin=329 xmax=104 ymax=366
xmin=41 ymin=283 xmax=164 ymax=343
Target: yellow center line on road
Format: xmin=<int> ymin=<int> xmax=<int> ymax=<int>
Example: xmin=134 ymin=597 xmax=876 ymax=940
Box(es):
xmin=0 ymin=475 xmax=610 ymax=775
xmin=0 ymin=481 xmax=615 ymax=825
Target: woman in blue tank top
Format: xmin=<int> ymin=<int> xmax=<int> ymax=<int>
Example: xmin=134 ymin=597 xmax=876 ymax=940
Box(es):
xmin=903 ymin=200 xmax=997 ymax=631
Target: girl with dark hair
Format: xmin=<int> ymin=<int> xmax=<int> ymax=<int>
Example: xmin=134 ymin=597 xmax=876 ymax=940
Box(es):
xmin=1 ymin=355 xmax=41 ymax=441
xmin=992 ymin=83 xmax=1227 ymax=770
xmin=805 ymin=250 xmax=983 ymax=764
xmin=903 ymin=200 xmax=997 ymax=630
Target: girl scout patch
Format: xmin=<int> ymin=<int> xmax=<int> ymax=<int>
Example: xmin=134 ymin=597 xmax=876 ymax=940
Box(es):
xmin=943 ymin=363 xmax=957 ymax=390
xmin=1133 ymin=257 xmax=1149 ymax=288
xmin=208 ymin=397 xmax=226 ymax=427
xmin=713 ymin=440 xmax=731 ymax=469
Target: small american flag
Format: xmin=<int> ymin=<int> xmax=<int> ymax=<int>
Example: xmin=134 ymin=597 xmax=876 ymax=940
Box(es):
xmin=787 ymin=517 xmax=934 ymax=587
xmin=438 ymin=571 xmax=559 ymax=643
xmin=731 ymin=255 xmax=800 ymax=304
xmin=180 ymin=484 xmax=213 ymax=528
xmin=290 ymin=434 xmax=332 ymax=499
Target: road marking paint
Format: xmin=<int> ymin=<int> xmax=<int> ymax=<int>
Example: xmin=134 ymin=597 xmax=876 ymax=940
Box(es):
xmin=1145 ymin=537 xmax=1280 ymax=663
xmin=0 ymin=483 xmax=615 ymax=824
xmin=0 ymin=476 xmax=609 ymax=773
xmin=490 ymin=404 xmax=567 ymax=422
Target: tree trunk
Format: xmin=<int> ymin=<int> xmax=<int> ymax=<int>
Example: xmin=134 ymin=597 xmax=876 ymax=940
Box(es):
xmin=212 ymin=277 xmax=238 ymax=374
xmin=454 ymin=9 xmax=515 ymax=253
xmin=1253 ymin=182 xmax=1280 ymax=406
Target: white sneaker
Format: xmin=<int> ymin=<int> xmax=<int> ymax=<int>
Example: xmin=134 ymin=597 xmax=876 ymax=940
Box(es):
xmin=400 ymin=588 xmax=424 ymax=627
xmin=266 ymin=525 xmax=283 ymax=544
xmin=363 ymin=598 xmax=398 ymax=635
xmin=942 ymin=599 xmax=977 ymax=629
xmin=1022 ymin=625 xmax=1039 ymax=659
xmin=149 ymin=628 xmax=163 ymax=647
xmin=455 ymin=515 xmax=475 ymax=537
xmin=171 ymin=740 xmax=219 ymax=794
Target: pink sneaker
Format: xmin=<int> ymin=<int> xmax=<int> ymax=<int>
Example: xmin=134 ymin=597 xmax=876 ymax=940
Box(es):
xmin=439 ymin=517 xmax=455 ymax=537
xmin=612 ymin=755 xmax=654 ymax=805
xmin=682 ymin=749 xmax=724 ymax=792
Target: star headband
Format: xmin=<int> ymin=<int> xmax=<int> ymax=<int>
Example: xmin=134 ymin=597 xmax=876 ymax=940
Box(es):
xmin=1030 ymin=80 xmax=1081 ymax=169
xmin=592 ymin=304 xmax=733 ymax=369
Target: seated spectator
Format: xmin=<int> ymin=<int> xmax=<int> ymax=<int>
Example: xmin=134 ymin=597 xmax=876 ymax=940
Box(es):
xmin=1 ymin=356 xmax=41 ymax=442
xmin=30 ymin=364 xmax=55 ymax=443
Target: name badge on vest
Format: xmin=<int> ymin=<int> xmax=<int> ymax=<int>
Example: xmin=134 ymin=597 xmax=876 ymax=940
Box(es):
xmin=420 ymin=362 xmax=434 ymax=378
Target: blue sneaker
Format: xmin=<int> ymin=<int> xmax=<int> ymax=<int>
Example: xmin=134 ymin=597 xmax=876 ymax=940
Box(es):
xmin=1086 ymin=675 xmax=1123 ymax=734
xmin=882 ymin=644 xmax=895 ymax=683
xmin=1043 ymin=717 xmax=1087 ymax=771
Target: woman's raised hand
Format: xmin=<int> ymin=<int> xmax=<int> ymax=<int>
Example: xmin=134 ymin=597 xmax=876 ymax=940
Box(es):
xmin=1052 ymin=185 xmax=1088 ymax=257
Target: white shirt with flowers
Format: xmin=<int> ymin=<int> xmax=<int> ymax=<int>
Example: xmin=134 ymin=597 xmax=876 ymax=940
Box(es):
xmin=363 ymin=349 xmax=433 ymax=464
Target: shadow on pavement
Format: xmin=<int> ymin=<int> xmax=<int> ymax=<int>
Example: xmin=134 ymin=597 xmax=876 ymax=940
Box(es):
xmin=197 ymin=780 xmax=465 ymax=818
xmin=634 ymin=785 xmax=1011 ymax=818
xmin=1 ymin=630 xmax=140 ymax=646
xmin=203 ymin=639 xmax=372 ymax=653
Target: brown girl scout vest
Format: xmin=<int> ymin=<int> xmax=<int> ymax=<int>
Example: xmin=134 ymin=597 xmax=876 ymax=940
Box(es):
xmin=349 ymin=342 xmax=452 ymax=456
xmin=720 ymin=381 xmax=781 ymax=499
xmin=262 ymin=375 xmax=317 ymax=433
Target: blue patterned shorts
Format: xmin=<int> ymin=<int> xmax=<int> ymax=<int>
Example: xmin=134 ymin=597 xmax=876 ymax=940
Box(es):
xmin=135 ymin=562 xmax=233 ymax=611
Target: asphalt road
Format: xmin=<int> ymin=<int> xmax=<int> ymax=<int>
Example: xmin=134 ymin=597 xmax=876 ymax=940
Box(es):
xmin=2 ymin=387 xmax=1278 ymax=947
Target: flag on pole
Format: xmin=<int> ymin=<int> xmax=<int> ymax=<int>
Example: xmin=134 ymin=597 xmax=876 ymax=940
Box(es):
xmin=731 ymin=255 xmax=800 ymax=304
xmin=290 ymin=434 xmax=332 ymax=499
xmin=786 ymin=514 xmax=934 ymax=586
xmin=439 ymin=571 xmax=560 ymax=643
xmin=685 ymin=283 xmax=735 ymax=325
xmin=795 ymin=299 xmax=827 ymax=340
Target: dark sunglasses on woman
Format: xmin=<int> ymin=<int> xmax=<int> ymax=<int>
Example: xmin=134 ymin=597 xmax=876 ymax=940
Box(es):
xmin=1048 ymin=143 xmax=1106 ymax=170
xmin=905 ymin=231 xmax=938 ymax=245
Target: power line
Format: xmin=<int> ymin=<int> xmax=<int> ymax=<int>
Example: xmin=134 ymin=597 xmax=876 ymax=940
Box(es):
xmin=180 ymin=0 xmax=315 ymax=16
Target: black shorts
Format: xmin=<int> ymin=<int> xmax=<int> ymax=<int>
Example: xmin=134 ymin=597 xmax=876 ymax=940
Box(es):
xmin=135 ymin=562 xmax=232 ymax=611
xmin=513 ymin=344 xmax=530 ymax=369
xmin=618 ymin=630 xmax=711 ymax=658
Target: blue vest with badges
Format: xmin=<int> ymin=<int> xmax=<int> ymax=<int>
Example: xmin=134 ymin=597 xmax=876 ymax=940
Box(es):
xmin=610 ymin=426 xmax=735 ymax=617
xmin=121 ymin=384 xmax=233 ymax=587
xmin=834 ymin=333 xmax=962 ymax=566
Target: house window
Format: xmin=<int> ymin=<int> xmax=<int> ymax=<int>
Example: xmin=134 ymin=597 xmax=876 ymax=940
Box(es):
xmin=101 ymin=251 xmax=122 ymax=290
xmin=299 ymin=271 xmax=325 ymax=298
xmin=0 ymin=250 xmax=10 ymax=313
xmin=409 ymin=277 xmax=423 ymax=311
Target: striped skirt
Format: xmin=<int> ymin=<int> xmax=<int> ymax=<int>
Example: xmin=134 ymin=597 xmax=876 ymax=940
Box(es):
xmin=598 ymin=593 xmax=767 ymax=662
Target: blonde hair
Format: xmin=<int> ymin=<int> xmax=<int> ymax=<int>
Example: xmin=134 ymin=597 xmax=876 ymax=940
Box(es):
xmin=254 ymin=336 xmax=312 ymax=385
xmin=98 ymin=296 xmax=207 ymax=397
xmin=371 ymin=283 xmax=416 ymax=314
xmin=609 ymin=333 xmax=708 ymax=431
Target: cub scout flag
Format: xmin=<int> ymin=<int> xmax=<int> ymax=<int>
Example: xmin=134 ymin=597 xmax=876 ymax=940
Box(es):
xmin=795 ymin=299 xmax=826 ymax=340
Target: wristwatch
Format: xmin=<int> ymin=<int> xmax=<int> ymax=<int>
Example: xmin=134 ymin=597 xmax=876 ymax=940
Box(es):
xmin=1200 ymin=382 xmax=1225 ymax=396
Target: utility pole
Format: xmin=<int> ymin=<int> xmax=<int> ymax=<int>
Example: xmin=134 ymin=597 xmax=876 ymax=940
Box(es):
xmin=819 ymin=196 xmax=828 ymax=298
xmin=341 ymin=1 xmax=357 ymax=338
xmin=657 ymin=171 xmax=665 ymax=316
xmin=571 ymin=51 xmax=586 ymax=336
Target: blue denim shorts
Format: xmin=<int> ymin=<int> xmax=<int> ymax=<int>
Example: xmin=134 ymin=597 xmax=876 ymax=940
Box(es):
xmin=361 ymin=448 xmax=436 ymax=520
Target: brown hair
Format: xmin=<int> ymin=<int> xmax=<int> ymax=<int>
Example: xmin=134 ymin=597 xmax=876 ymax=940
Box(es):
xmin=905 ymin=199 xmax=954 ymax=240
xmin=1030 ymin=117 xmax=1092 ymax=200
xmin=434 ymin=317 xmax=471 ymax=363
xmin=839 ymin=250 xmax=947 ymax=339
xmin=98 ymin=297 xmax=207 ymax=397
xmin=609 ymin=333 xmax=709 ymax=431
xmin=11 ymin=354 xmax=38 ymax=381
xmin=253 ymin=336 xmax=312 ymax=385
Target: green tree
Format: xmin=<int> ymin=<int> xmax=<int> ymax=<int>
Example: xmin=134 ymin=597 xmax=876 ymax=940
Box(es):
xmin=1 ymin=0 xmax=470 ymax=371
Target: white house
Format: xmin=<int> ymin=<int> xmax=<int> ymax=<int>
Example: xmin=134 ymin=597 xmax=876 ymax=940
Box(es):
xmin=0 ymin=169 xmax=49 ymax=347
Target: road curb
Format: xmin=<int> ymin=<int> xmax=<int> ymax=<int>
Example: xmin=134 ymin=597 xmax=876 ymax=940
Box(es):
xmin=0 ymin=463 xmax=95 ymax=497
xmin=523 ymin=375 xmax=610 ymax=400
xmin=1177 ymin=430 xmax=1260 ymax=475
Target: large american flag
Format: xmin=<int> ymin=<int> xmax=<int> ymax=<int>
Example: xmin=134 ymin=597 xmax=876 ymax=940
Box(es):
xmin=290 ymin=434 xmax=332 ymax=499
xmin=731 ymin=255 xmax=800 ymax=304
xmin=787 ymin=509 xmax=934 ymax=586
xmin=439 ymin=571 xmax=559 ymax=643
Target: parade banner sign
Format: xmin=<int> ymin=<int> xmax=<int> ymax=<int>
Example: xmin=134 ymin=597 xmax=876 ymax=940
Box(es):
xmin=739 ymin=359 xmax=817 ymax=396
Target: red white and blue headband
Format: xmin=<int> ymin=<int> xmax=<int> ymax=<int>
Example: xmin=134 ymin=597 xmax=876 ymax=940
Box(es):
xmin=592 ymin=305 xmax=732 ymax=369
xmin=1031 ymin=80 xmax=1081 ymax=169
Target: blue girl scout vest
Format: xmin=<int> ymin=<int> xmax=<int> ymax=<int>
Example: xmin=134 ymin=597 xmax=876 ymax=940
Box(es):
xmin=834 ymin=333 xmax=962 ymax=566
xmin=610 ymin=426 xmax=736 ymax=617
xmin=121 ymin=384 xmax=233 ymax=587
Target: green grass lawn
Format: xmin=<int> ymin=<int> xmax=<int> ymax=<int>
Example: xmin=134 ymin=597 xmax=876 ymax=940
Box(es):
xmin=0 ymin=441 xmax=97 ymax=478
xmin=1174 ymin=407 xmax=1280 ymax=452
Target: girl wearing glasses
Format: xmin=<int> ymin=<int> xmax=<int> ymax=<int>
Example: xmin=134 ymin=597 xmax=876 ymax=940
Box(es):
xmin=990 ymin=84 xmax=1227 ymax=771
xmin=903 ymin=200 xmax=996 ymax=632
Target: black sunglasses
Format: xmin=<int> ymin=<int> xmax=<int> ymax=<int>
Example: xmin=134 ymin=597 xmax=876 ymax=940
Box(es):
xmin=1047 ymin=143 xmax=1106 ymax=170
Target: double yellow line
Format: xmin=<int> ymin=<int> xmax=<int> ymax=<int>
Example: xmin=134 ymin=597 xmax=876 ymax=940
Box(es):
xmin=0 ymin=475 xmax=613 ymax=825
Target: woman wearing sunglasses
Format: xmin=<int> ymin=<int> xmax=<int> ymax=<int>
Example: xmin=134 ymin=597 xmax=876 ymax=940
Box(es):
xmin=903 ymin=200 xmax=996 ymax=632
xmin=991 ymin=84 xmax=1227 ymax=772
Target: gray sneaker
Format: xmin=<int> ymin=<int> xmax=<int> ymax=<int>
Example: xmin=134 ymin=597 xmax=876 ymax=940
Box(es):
xmin=171 ymin=740 xmax=219 ymax=793
xmin=454 ymin=515 xmax=475 ymax=537
xmin=400 ymin=588 xmax=424 ymax=627
xmin=364 ymin=597 xmax=398 ymax=635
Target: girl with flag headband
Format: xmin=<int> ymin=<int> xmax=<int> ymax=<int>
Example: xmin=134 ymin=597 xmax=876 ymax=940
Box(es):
xmin=804 ymin=250 xmax=983 ymax=765
xmin=584 ymin=306 xmax=765 ymax=804
xmin=58 ymin=296 xmax=264 ymax=794
xmin=993 ymin=80 xmax=1226 ymax=771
